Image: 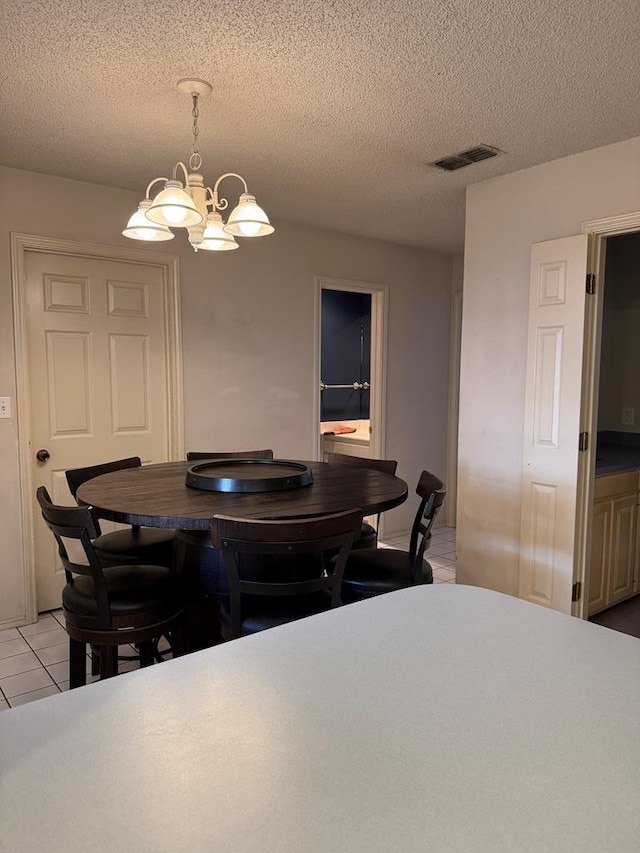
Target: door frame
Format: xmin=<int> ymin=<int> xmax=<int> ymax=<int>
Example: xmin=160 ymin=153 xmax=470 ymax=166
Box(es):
xmin=574 ymin=211 xmax=640 ymax=617
xmin=11 ymin=233 xmax=184 ymax=624
xmin=313 ymin=276 xmax=388 ymax=463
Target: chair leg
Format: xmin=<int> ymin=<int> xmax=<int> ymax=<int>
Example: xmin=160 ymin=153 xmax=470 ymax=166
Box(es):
xmin=69 ymin=638 xmax=87 ymax=689
xmin=99 ymin=645 xmax=118 ymax=679
xmin=91 ymin=645 xmax=100 ymax=675
xmin=139 ymin=641 xmax=155 ymax=668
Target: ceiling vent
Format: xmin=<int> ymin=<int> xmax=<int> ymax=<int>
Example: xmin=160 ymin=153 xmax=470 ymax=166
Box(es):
xmin=429 ymin=144 xmax=503 ymax=172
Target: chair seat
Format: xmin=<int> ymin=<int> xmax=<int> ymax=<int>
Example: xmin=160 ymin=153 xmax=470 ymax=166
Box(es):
xmin=219 ymin=591 xmax=331 ymax=637
xmin=342 ymin=548 xmax=433 ymax=600
xmin=63 ymin=564 xmax=183 ymax=629
xmin=92 ymin=527 xmax=175 ymax=568
xmin=351 ymin=521 xmax=378 ymax=550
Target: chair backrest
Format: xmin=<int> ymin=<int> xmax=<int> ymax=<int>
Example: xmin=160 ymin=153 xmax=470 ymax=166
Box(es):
xmin=324 ymin=453 xmax=398 ymax=530
xmin=324 ymin=452 xmax=397 ymax=476
xmin=187 ymin=449 xmax=274 ymax=461
xmin=210 ymin=509 xmax=363 ymax=639
xmin=36 ymin=486 xmax=112 ymax=623
xmin=66 ymin=456 xmax=142 ymax=499
xmin=408 ymin=471 xmax=447 ymax=580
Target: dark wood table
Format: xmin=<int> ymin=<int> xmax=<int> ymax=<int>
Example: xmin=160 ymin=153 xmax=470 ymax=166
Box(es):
xmin=76 ymin=459 xmax=408 ymax=528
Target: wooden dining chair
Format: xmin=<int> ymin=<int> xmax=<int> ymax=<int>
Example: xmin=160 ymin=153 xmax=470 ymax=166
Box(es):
xmin=340 ymin=470 xmax=446 ymax=602
xmin=177 ymin=449 xmax=275 ymax=647
xmin=324 ymin=451 xmax=398 ymax=549
xmin=210 ymin=509 xmax=363 ymax=640
xmin=36 ymin=486 xmax=186 ymax=688
xmin=186 ymin=449 xmax=274 ymax=461
xmin=178 ymin=453 xmax=277 ymax=593
xmin=66 ymin=457 xmax=176 ymax=569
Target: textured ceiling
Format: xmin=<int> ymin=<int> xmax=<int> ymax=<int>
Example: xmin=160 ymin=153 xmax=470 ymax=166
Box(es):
xmin=2 ymin=0 xmax=640 ymax=253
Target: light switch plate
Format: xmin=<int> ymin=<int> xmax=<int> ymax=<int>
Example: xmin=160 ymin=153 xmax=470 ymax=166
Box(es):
xmin=0 ymin=397 xmax=11 ymax=418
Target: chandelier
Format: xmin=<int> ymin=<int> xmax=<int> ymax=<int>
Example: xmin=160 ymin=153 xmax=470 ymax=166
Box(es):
xmin=123 ymin=79 xmax=274 ymax=252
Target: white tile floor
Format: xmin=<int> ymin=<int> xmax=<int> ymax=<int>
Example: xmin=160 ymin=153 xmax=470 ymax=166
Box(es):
xmin=0 ymin=526 xmax=456 ymax=711
xmin=382 ymin=525 xmax=457 ymax=583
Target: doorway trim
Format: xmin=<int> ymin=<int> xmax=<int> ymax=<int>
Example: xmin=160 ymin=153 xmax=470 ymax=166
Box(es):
xmin=11 ymin=233 xmax=184 ymax=624
xmin=313 ymin=277 xmax=388 ymax=462
xmin=574 ymin=211 xmax=640 ymax=617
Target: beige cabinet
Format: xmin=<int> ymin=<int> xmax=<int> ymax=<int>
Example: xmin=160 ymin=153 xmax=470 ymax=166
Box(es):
xmin=589 ymin=471 xmax=640 ymax=616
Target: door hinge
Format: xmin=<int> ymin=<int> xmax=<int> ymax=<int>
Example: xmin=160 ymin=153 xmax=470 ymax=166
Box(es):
xmin=572 ymin=581 xmax=582 ymax=602
xmin=586 ymin=273 xmax=596 ymax=295
xmin=579 ymin=432 xmax=589 ymax=451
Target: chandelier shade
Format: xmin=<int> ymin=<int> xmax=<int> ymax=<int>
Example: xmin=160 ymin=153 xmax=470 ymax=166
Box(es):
xmin=223 ymin=193 xmax=275 ymax=237
xmin=199 ymin=211 xmax=239 ymax=251
xmin=123 ymin=79 xmax=274 ymax=254
xmin=122 ymin=200 xmax=175 ymax=241
xmin=145 ymin=180 xmax=203 ymax=227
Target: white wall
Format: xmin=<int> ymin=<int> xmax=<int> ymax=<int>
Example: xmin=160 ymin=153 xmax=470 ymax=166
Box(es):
xmin=458 ymin=135 xmax=640 ymax=596
xmin=0 ymin=166 xmax=452 ymax=626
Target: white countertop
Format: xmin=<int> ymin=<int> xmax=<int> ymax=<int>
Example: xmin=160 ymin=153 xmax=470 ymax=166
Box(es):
xmin=1 ymin=585 xmax=639 ymax=852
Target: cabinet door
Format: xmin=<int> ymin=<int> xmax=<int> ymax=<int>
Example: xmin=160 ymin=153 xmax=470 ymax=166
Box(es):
xmin=608 ymin=493 xmax=637 ymax=606
xmin=588 ymin=499 xmax=611 ymax=616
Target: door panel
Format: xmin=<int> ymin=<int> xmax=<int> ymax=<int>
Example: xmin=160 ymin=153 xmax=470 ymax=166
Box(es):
xmin=109 ymin=334 xmax=150 ymax=432
xmin=26 ymin=251 xmax=171 ymax=612
xmin=519 ymin=235 xmax=589 ymax=613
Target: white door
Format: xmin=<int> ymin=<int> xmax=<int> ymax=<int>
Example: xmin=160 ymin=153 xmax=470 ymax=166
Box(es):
xmin=518 ymin=235 xmax=589 ymax=613
xmin=26 ymin=251 xmax=172 ymax=612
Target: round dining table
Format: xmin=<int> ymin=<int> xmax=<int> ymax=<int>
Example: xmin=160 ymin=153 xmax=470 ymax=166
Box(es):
xmin=76 ymin=458 xmax=408 ymax=528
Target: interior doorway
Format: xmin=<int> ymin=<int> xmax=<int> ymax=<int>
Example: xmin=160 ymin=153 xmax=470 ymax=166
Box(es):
xmin=320 ymin=288 xmax=372 ymax=455
xmin=313 ymin=276 xmax=388 ymax=464
xmin=517 ymin=212 xmax=640 ymax=618
xmin=11 ymin=234 xmax=183 ymax=622
xmin=585 ymin=230 xmax=640 ymax=619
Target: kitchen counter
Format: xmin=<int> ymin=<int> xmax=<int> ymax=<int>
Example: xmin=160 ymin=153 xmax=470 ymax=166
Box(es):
xmin=595 ymin=443 xmax=640 ymax=475
xmin=2 ymin=585 xmax=640 ymax=852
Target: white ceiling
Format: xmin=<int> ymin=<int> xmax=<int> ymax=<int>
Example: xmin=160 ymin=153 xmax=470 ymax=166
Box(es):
xmin=2 ymin=0 xmax=639 ymax=254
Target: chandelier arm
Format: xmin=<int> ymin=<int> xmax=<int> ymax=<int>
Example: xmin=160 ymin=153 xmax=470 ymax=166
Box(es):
xmin=172 ymin=161 xmax=190 ymax=184
xmin=144 ymin=177 xmax=170 ymax=199
xmin=212 ymin=172 xmax=249 ymax=195
xmin=209 ymin=172 xmax=248 ymax=212
xmin=204 ymin=187 xmax=217 ymax=212
xmin=205 ymin=187 xmax=228 ymax=212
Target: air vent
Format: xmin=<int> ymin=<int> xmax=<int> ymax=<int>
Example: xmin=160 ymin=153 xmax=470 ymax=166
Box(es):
xmin=430 ymin=144 xmax=503 ymax=172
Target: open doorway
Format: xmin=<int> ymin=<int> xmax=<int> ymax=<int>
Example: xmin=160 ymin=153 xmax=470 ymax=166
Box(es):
xmin=313 ymin=276 xmax=388 ymax=464
xmin=320 ymin=288 xmax=372 ymax=457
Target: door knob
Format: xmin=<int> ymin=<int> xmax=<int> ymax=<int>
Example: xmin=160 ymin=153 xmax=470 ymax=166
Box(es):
xmin=36 ymin=449 xmax=50 ymax=463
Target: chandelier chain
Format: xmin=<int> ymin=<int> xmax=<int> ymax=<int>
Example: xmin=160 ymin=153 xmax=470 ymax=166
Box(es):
xmin=189 ymin=93 xmax=202 ymax=172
